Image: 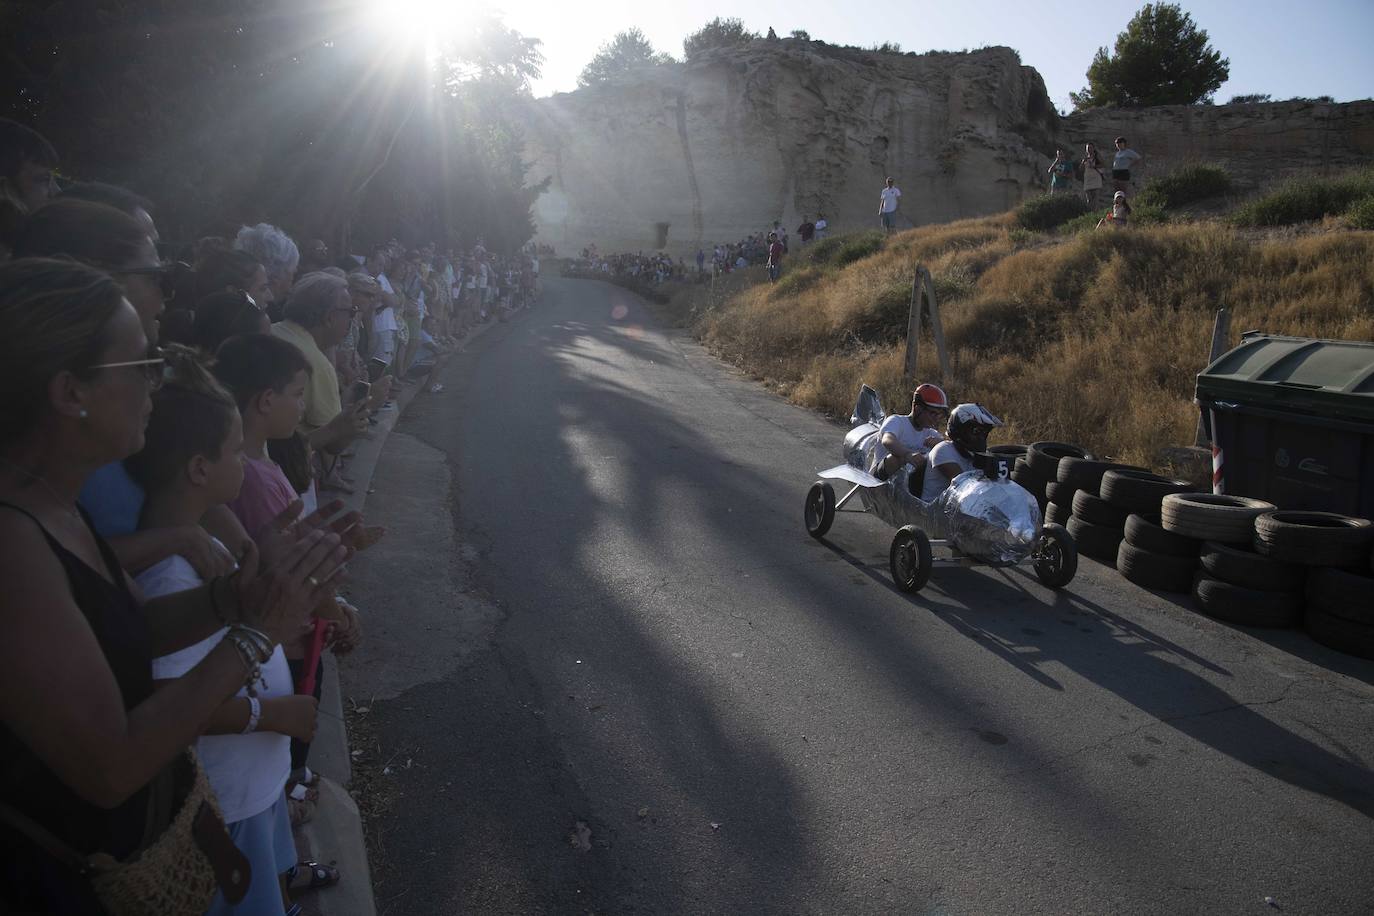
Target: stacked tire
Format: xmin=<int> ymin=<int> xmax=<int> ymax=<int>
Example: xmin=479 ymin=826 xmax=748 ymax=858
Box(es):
xmin=1104 ymin=470 xmax=1197 ymax=591
xmin=1252 ymin=511 xmax=1374 ymax=657
xmin=1058 ymin=458 xmax=1145 ymax=563
xmin=1158 ymin=493 xmax=1289 ymax=627
xmin=1033 ymin=442 xmax=1093 ymax=527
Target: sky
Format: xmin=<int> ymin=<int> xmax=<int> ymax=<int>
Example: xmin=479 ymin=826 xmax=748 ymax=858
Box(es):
xmin=479 ymin=0 xmax=1374 ymax=111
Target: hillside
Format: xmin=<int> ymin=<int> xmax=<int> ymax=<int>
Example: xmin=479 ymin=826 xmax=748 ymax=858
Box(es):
xmin=676 ymin=207 xmax=1374 ymax=471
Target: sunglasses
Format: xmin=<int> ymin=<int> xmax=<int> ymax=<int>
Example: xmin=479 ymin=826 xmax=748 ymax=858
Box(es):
xmin=87 ymin=351 xmax=166 ymax=391
xmin=117 ymin=261 xmax=191 ymax=301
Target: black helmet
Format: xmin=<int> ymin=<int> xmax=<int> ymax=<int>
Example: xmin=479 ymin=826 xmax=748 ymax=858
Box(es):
xmin=947 ymin=403 xmax=1003 ymax=457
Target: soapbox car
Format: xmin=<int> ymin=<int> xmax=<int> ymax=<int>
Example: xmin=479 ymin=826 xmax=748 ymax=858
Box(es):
xmin=803 ymin=386 xmax=1077 ymax=593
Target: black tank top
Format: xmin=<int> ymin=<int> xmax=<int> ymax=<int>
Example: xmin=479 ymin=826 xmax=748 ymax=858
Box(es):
xmin=0 ymin=502 xmax=154 ymax=913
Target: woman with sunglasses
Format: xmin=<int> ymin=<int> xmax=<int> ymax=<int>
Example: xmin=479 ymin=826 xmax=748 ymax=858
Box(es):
xmin=0 ymin=258 xmax=349 ymax=913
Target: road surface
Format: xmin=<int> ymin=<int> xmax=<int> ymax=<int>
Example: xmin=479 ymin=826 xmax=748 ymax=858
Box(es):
xmin=341 ymin=276 xmax=1374 ymax=916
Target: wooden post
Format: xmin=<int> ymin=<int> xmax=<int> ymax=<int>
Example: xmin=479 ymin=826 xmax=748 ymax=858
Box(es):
xmin=903 ymin=265 xmax=952 ymax=383
xmin=1194 ymin=308 xmax=1231 ymax=446
xmin=903 ymin=267 xmax=923 ymax=381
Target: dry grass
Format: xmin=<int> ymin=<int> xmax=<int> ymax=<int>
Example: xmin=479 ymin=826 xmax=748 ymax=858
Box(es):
xmin=691 ymin=220 xmax=1374 ymax=471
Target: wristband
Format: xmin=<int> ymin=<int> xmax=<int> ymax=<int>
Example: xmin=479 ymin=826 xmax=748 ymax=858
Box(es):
xmin=242 ymin=696 xmax=262 ymax=734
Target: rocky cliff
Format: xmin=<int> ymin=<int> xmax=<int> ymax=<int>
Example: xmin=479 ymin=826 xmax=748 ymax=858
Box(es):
xmin=519 ymin=41 xmax=1373 ymax=254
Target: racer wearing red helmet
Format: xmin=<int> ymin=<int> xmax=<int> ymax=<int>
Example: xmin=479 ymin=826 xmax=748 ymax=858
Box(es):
xmin=919 ymin=403 xmax=1004 ymax=502
xmin=872 ymin=383 xmax=949 ymax=480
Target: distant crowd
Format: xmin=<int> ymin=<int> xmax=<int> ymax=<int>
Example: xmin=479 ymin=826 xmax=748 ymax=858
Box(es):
xmin=1047 ymin=136 xmax=1145 ymax=229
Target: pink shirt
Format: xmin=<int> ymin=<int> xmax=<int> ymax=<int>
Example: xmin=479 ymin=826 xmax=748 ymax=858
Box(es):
xmin=228 ymin=456 xmax=298 ymax=540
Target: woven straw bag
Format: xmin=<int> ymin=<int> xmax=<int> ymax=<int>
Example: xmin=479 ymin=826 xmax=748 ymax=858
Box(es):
xmin=0 ymin=750 xmax=247 ymax=915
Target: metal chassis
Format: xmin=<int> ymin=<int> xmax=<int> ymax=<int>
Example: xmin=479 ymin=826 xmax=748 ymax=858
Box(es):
xmin=830 ymin=482 xmax=1025 ymax=570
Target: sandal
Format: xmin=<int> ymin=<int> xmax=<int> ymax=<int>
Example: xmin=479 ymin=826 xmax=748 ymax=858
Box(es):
xmin=288 ymin=781 xmax=320 ymax=804
xmin=288 ymin=860 xmax=341 ymax=893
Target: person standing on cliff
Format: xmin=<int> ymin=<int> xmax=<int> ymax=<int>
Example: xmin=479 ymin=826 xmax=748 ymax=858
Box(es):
xmin=878 ymin=177 xmax=902 ymax=233
xmin=814 ymin=212 xmax=828 ymax=239
xmin=1048 ymin=149 xmax=1075 ymax=195
xmin=1081 ymin=142 xmax=1106 ymax=207
xmin=797 ymin=215 xmax=816 ymax=245
xmin=766 ymin=232 xmax=784 ymax=283
xmin=1111 ymin=137 xmax=1143 ymax=195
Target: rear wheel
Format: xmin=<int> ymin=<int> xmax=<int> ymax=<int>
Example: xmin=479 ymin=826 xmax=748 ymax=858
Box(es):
xmin=890 ymin=526 xmax=933 ymax=593
xmin=1033 ymin=523 xmax=1078 ymax=588
xmin=804 ymin=482 xmax=836 ymax=539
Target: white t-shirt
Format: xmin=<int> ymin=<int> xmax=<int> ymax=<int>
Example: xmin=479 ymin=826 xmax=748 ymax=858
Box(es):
xmin=872 ymin=415 xmax=941 ymax=470
xmin=373 ymin=273 xmax=398 ymax=332
xmin=880 ymin=186 xmax=902 ymax=213
xmin=1112 ymin=148 xmax=1142 ymax=171
xmin=814 ymin=218 xmax=828 ymax=232
xmin=140 ymin=551 xmax=292 ymax=824
xmin=921 ymin=440 xmax=975 ymax=502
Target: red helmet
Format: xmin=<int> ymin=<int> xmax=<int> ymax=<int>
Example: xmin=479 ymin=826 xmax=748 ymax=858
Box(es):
xmin=914 ymin=383 xmax=949 ymax=412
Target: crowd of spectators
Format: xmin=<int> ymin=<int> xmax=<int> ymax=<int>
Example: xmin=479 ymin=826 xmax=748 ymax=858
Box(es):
xmin=0 ymin=116 xmax=530 ymax=915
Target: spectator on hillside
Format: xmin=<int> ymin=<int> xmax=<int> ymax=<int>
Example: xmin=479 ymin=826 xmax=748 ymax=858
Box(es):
xmin=797 ymin=215 xmax=816 ymax=244
xmin=235 ymin=223 xmax=300 ymax=321
xmin=0 ymin=118 xmax=58 ymax=255
xmin=1081 ymin=143 xmax=1106 ymax=207
xmin=879 ymin=177 xmax=902 ymax=232
xmin=1111 ymin=136 xmax=1143 ymax=195
xmin=814 ymin=212 xmax=829 ymax=239
xmin=766 ymin=233 xmax=784 ymax=283
xmin=1097 ymin=191 xmax=1132 ymax=230
xmin=0 ymin=257 xmax=342 ymax=915
xmin=696 ymin=248 xmax=706 ymax=276
xmin=1048 ymin=149 xmax=1075 ymax=195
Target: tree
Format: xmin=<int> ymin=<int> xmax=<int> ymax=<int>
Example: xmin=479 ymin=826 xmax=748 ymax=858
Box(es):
xmin=577 ymin=28 xmax=673 ymax=88
xmin=790 ymin=30 xmax=811 ymax=41
xmin=683 ymin=17 xmax=758 ymax=61
xmin=1070 ymin=3 xmax=1229 ymax=109
xmin=1227 ymin=93 xmax=1271 ymax=104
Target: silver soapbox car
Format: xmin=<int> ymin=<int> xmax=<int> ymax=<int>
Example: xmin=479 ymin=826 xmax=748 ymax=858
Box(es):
xmin=803 ymin=385 xmax=1077 ymax=592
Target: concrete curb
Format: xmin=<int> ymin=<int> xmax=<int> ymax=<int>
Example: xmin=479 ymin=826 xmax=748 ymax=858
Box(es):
xmin=296 ymin=321 xmax=499 ymax=916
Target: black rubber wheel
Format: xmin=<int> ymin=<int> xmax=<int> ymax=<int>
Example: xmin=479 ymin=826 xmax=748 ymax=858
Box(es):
xmin=1254 ymin=511 xmax=1374 ymax=568
xmin=804 ymin=481 xmax=835 ymax=539
xmin=1066 ymin=516 xmax=1124 ymax=563
xmin=1304 ymin=606 xmax=1374 ymax=659
xmin=890 ymin=526 xmax=933 ymax=593
xmin=1013 ymin=457 xmax=1032 ymax=476
xmin=1033 ymin=522 xmax=1077 ymax=588
xmin=1123 ymin=514 xmax=1201 ymax=558
xmin=1100 ymin=470 xmax=1193 ymax=515
xmin=1305 ymin=567 xmax=1374 ymax=625
xmin=989 ymin=444 xmax=1029 ymax=460
xmin=1044 ymin=482 xmax=1077 ymax=506
xmin=1199 ymin=541 xmax=1304 ymax=592
xmin=1045 ymin=501 xmax=1072 ymax=527
xmin=1191 ymin=573 xmax=1303 ymax=628
xmin=1057 ymin=459 xmax=1144 ymax=497
xmin=1161 ymin=493 xmax=1275 ymax=544
xmin=1072 ymin=490 xmax=1132 ymax=529
xmin=1116 ymin=541 xmax=1197 ymax=593
xmin=1027 ymin=441 xmax=1091 ymax=480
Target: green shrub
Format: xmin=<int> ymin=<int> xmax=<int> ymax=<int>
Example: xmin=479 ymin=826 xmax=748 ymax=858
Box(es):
xmin=1015 ymin=194 xmax=1089 ymax=231
xmin=1136 ymin=164 xmax=1231 ymax=210
xmin=932 ymin=265 xmax=977 ymax=303
xmin=769 ymin=266 xmax=825 ymax=299
xmin=1232 ymin=169 xmax=1374 ymax=227
xmin=1060 ymin=210 xmax=1105 ymax=235
xmin=807 ymin=230 xmax=885 ymax=268
xmin=848 ymin=280 xmax=912 ymax=344
xmin=1346 ymin=194 xmax=1374 ymax=230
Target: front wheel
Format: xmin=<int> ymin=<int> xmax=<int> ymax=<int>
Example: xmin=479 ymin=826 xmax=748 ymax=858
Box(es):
xmin=890 ymin=526 xmax=933 ymax=593
xmin=804 ymin=482 xmax=836 ymax=539
xmin=1033 ymin=522 xmax=1078 ymax=589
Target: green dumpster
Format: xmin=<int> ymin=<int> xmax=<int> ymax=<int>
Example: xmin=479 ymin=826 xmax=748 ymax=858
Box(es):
xmin=1195 ymin=333 xmax=1374 ymax=520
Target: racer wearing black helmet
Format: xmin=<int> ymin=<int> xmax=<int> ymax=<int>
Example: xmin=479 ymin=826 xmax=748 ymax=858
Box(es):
xmin=919 ymin=403 xmax=1003 ymax=501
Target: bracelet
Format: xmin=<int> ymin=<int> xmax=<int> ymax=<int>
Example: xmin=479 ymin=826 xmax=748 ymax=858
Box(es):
xmin=242 ymin=696 xmax=262 ymax=734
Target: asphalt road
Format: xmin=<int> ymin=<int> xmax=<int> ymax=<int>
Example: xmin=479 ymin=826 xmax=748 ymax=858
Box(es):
xmin=342 ymin=276 xmax=1374 ymax=916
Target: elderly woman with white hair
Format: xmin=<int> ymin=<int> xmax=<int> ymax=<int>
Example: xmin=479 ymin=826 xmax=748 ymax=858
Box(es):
xmin=235 ymin=223 xmax=299 ymax=320
xmin=270 ymin=272 xmax=371 ymax=466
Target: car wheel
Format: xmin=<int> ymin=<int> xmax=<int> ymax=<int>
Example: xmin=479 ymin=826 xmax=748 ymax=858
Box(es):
xmin=1254 ymin=511 xmax=1374 ymax=568
xmin=890 ymin=525 xmax=932 ymax=593
xmin=1123 ymin=514 xmax=1201 ymax=558
xmin=1161 ymin=493 xmax=1275 ymax=544
xmin=1033 ymin=522 xmax=1077 ymax=588
xmin=1117 ymin=541 xmax=1197 ymax=593
xmin=1200 ymin=540 xmax=1305 ymax=592
xmin=1191 ymin=573 xmax=1303 ymax=628
xmin=804 ymin=481 xmax=836 ymax=539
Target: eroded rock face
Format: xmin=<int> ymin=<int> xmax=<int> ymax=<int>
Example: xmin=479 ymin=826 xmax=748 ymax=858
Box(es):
xmin=521 ymin=43 xmax=1056 ymax=254
xmin=1062 ymin=100 xmax=1374 ymax=192
xmin=520 ymin=41 xmax=1374 ymax=255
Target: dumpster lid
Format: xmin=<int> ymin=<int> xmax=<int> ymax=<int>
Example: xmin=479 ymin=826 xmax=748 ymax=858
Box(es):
xmin=1196 ymin=334 xmax=1374 ymax=423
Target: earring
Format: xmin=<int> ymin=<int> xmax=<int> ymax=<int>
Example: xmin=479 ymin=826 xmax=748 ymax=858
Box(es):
xmin=79 ymin=409 xmax=88 ymax=419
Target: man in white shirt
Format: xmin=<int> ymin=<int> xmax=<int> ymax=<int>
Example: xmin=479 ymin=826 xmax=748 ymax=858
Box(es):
xmin=872 ymin=383 xmax=949 ymax=480
xmin=878 ymin=177 xmax=902 ymax=232
xmin=1111 ymin=137 xmax=1143 ymax=194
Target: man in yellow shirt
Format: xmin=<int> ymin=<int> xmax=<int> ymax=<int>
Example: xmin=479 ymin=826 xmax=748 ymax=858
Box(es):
xmin=271 ymin=272 xmax=366 ymax=455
